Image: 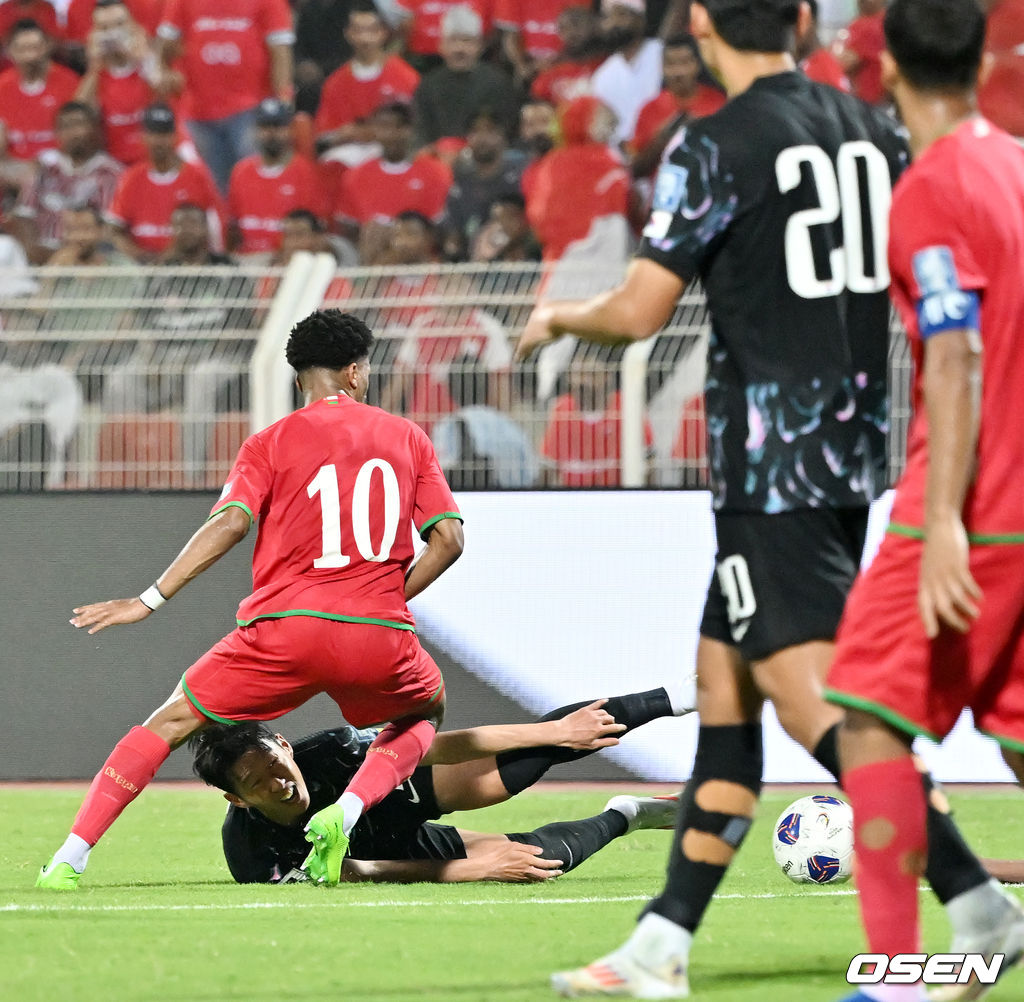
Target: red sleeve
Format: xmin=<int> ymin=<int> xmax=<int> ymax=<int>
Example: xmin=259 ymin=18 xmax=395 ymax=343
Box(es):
xmin=211 ymin=433 xmax=274 ymax=523
xmin=631 ymin=98 xmax=662 ymax=154
xmin=492 ymin=0 xmax=519 ymax=29
xmin=160 ymin=0 xmax=185 ymax=34
xmin=334 ymin=165 xmax=361 ymax=222
xmin=107 ymin=170 xmax=133 ymax=225
xmin=261 ymin=0 xmax=294 ymax=39
xmin=411 ymin=424 xmax=461 ymax=537
xmin=423 ymin=159 xmax=453 ymax=221
xmin=314 ymin=71 xmax=345 ymax=132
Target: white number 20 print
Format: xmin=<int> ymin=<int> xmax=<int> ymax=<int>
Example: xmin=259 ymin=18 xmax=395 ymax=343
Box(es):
xmin=775 ymin=141 xmax=893 ymax=299
xmin=307 ymin=461 xmax=400 ymax=568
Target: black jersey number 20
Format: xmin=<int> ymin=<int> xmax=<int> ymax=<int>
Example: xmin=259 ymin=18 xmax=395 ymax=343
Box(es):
xmin=775 ymin=141 xmax=894 ymax=300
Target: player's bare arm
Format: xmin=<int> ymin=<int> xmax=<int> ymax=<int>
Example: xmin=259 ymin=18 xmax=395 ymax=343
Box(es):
xmin=404 ymin=516 xmax=464 ymax=601
xmin=69 ymin=506 xmax=252 ymax=634
xmin=420 ymin=699 xmax=626 ymax=766
xmin=919 ymin=327 xmax=983 ymax=638
xmin=515 ymin=258 xmax=686 ymax=362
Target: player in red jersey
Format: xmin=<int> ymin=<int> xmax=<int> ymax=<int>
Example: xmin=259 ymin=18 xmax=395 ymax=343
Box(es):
xmin=35 ymin=310 xmax=465 ymax=892
xmin=798 ymin=0 xmax=851 ymax=92
xmin=106 ymin=102 xmax=224 ymax=260
xmin=828 ymin=2 xmax=1024 ymax=999
xmin=0 ymin=21 xmax=80 ymax=161
xmin=833 ymin=0 xmax=886 ymax=104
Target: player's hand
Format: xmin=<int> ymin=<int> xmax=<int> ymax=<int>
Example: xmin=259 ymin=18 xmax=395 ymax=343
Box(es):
xmin=918 ymin=514 xmax=982 ymax=638
xmin=70 ymin=597 xmax=152 ymax=634
xmin=551 ymin=699 xmax=626 ymax=750
xmin=479 ymin=841 xmax=563 ymax=882
xmin=515 ymin=303 xmax=559 ymax=362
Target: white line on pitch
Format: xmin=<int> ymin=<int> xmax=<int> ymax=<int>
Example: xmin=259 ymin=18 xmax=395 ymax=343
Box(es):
xmin=0 ymin=888 xmax=857 ymax=914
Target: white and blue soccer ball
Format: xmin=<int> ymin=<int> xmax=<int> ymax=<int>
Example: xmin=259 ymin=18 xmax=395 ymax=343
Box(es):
xmin=772 ymin=794 xmax=854 ymax=885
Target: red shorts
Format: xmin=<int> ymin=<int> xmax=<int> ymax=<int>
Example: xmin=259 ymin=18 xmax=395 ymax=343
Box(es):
xmin=181 ymin=616 xmax=444 ymax=729
xmin=826 ymin=531 xmax=1024 ymax=751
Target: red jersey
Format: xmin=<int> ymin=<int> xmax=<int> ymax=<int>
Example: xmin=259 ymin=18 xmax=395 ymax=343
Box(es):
xmin=213 ymin=392 xmax=461 ymax=628
xmin=800 ymin=48 xmax=851 ymax=93
xmin=315 ymin=56 xmax=419 ymax=134
xmin=530 ymin=57 xmax=600 ymax=105
xmin=394 ymin=0 xmax=491 ymax=57
xmin=493 ymin=0 xmax=584 ymax=62
xmin=65 ymin=0 xmax=161 ymax=42
xmin=0 ymin=64 xmax=80 ymax=161
xmin=0 ymin=0 xmax=61 ymax=42
xmin=107 ymin=159 xmax=224 ymax=253
xmin=540 ymin=390 xmax=652 ymax=488
xmin=630 ymin=86 xmax=726 ymax=156
xmin=158 ymin=0 xmax=294 ymax=121
xmin=96 ymin=65 xmax=161 ymax=166
xmin=228 ymin=154 xmax=324 ymax=254
xmin=979 ymin=0 xmax=1024 ymax=138
xmin=837 ymin=11 xmax=884 ymax=105
xmin=888 ymin=119 xmax=1024 ymax=537
xmin=335 ymin=155 xmax=452 ymax=226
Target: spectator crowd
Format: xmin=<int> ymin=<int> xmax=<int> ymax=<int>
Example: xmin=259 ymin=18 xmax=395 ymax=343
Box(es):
xmin=1 ymin=0 xmax=1022 ymax=488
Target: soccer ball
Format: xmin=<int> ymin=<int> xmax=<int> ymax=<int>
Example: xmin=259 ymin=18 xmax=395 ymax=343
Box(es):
xmin=772 ymin=794 xmax=854 ymax=885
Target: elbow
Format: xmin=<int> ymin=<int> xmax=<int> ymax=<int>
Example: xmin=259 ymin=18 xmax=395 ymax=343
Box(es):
xmin=444 ymin=520 xmax=465 ymax=563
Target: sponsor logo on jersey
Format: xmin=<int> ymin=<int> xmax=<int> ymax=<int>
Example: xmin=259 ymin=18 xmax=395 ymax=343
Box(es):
xmin=912 ymin=245 xmax=960 ymax=295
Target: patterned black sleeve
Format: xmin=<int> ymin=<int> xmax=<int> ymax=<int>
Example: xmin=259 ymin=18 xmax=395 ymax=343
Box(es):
xmin=638 ymin=121 xmax=740 ymax=282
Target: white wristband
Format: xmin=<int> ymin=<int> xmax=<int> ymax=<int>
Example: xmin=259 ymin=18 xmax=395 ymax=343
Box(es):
xmin=138 ymin=584 xmax=167 ymax=611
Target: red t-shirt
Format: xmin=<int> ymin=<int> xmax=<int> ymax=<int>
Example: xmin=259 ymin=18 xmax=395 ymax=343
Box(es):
xmin=212 ymin=392 xmax=461 ymax=628
xmin=530 ymin=57 xmax=600 ymax=105
xmin=228 ymin=154 xmax=324 ymax=254
xmin=541 ymin=390 xmax=652 ymax=487
xmin=888 ymin=119 xmax=1024 ymax=536
xmin=64 ymin=0 xmax=160 ymax=42
xmin=394 ymin=0 xmax=491 ymax=57
xmin=158 ymin=0 xmax=294 ymax=121
xmin=107 ymin=159 xmax=224 ymax=253
xmin=493 ymin=0 xmax=584 ymax=61
xmin=96 ymin=65 xmax=161 ymax=166
xmin=630 ymin=86 xmax=726 ymax=155
xmin=335 ymin=155 xmax=452 ymax=225
xmin=0 ymin=0 xmax=62 ymax=42
xmin=979 ymin=0 xmax=1024 ymax=138
xmin=839 ymin=11 xmax=884 ymax=105
xmin=800 ymin=48 xmax=851 ymax=93
xmin=315 ymin=56 xmax=420 ymax=134
xmin=0 ymin=64 xmax=80 ymax=160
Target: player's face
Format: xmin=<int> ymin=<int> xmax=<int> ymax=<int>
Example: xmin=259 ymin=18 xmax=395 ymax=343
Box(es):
xmin=440 ymin=32 xmax=482 ymax=72
xmin=226 ymin=738 xmax=310 ymax=825
xmin=9 ymin=30 xmax=48 ymax=76
xmin=345 ymin=11 xmax=387 ymax=58
xmin=663 ymin=46 xmax=700 ymax=96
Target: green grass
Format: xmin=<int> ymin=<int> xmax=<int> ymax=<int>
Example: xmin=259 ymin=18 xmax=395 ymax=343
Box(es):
xmin=2 ymin=787 xmax=1022 ymax=1002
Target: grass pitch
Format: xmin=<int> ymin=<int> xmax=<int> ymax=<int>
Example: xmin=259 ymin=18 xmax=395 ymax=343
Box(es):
xmin=3 ymin=786 xmax=1022 ymax=1002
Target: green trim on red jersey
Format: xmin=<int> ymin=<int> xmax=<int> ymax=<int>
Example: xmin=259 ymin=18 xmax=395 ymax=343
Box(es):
xmin=978 ymin=728 xmax=1024 ymax=756
xmin=823 ymin=688 xmax=941 ymax=743
xmin=417 ymin=511 xmax=463 ymax=540
xmin=210 ymin=500 xmax=255 ymax=525
xmin=235 ymin=609 xmax=416 ymax=631
xmin=888 ymin=522 xmax=1024 ymax=545
xmin=181 ymin=674 xmax=239 ymax=726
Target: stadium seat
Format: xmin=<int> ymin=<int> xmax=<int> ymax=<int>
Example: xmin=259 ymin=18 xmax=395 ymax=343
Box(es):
xmin=96 ymin=415 xmax=184 ymax=489
xmin=205 ymin=413 xmax=249 ymax=488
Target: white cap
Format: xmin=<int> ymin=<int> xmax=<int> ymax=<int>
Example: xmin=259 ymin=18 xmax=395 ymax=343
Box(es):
xmin=601 ymin=0 xmax=646 ymax=14
xmin=441 ymin=4 xmax=483 ymax=38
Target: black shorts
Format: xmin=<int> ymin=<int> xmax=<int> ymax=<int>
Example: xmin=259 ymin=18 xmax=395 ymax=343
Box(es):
xmin=700 ymin=506 xmax=869 ymax=662
xmin=348 ymin=764 xmax=466 ymax=862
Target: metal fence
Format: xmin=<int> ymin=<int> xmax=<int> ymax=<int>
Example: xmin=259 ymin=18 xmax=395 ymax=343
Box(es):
xmin=0 ymin=257 xmax=911 ymax=491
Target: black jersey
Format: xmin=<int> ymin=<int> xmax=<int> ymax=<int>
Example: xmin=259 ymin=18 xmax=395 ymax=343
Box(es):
xmin=640 ymin=72 xmax=907 ymax=513
xmin=221 ymin=727 xmax=456 ymax=883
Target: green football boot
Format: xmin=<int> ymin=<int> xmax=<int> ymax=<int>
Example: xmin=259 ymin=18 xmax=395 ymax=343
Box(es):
xmin=302 ymin=804 xmax=349 ymax=886
xmin=35 ymin=859 xmax=81 ymax=890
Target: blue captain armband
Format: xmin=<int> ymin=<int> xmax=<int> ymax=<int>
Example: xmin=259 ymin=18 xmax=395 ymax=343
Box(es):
xmin=916 ymin=289 xmax=980 ymax=339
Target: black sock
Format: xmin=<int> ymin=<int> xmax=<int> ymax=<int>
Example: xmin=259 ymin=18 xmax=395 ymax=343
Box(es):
xmin=506 ymin=810 xmax=629 ymax=874
xmin=496 ymin=688 xmax=674 ymax=796
xmin=646 ymin=723 xmax=763 ymax=932
xmin=813 ymin=724 xmax=987 ymax=903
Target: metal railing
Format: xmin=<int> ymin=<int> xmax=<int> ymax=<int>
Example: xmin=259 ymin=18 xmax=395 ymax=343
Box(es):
xmin=0 ymin=257 xmax=911 ymax=492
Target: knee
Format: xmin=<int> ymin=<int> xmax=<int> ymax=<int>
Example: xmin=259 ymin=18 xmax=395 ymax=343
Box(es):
xmin=681 ymin=779 xmax=759 ymax=866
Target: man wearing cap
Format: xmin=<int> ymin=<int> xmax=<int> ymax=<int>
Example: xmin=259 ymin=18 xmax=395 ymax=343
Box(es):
xmin=226 ymin=97 xmax=324 ymax=258
xmin=591 ymin=0 xmax=665 ymax=148
xmin=106 ymin=102 xmax=224 ymax=261
xmin=412 ymin=5 xmax=517 ymax=150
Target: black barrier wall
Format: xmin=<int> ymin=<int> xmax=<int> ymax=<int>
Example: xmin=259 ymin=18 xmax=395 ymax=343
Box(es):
xmin=0 ymin=493 xmax=633 ymax=781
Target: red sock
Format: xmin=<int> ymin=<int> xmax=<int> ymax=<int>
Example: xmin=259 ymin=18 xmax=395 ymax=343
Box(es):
xmin=344 ymin=719 xmax=435 ymax=812
xmin=844 ymin=757 xmax=927 ymax=956
xmin=71 ymin=726 xmax=171 ymax=846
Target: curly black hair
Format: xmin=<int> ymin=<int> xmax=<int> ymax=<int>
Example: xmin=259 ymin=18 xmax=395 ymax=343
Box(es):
xmin=189 ymin=721 xmax=279 ymax=794
xmin=284 ymin=309 xmax=375 ymax=375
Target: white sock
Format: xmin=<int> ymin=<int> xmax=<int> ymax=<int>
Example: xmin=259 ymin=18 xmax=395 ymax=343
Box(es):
xmin=52 ymin=833 xmax=91 ymax=874
xmin=664 ymin=672 xmax=697 ymax=716
xmin=947 ymin=878 xmax=1016 ymax=939
xmin=337 ymin=792 xmax=365 ymax=836
xmin=623 ymin=912 xmax=693 ymax=968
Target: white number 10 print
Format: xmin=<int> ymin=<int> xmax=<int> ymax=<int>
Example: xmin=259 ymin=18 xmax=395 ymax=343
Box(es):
xmin=307 ymin=461 xmax=401 ymax=568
